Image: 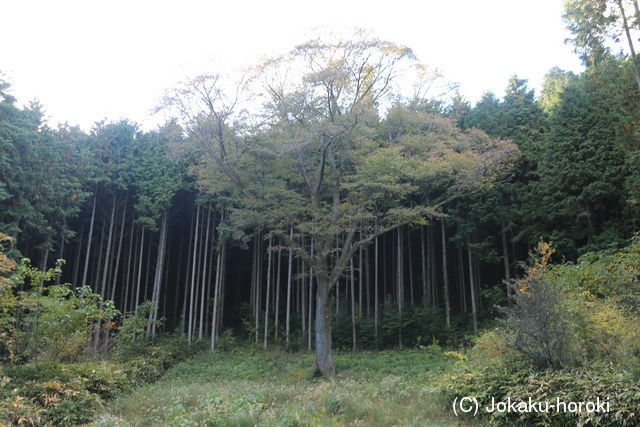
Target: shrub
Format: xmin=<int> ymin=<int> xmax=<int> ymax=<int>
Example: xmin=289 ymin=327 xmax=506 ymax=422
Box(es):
xmin=439 ymin=363 xmax=640 ymax=426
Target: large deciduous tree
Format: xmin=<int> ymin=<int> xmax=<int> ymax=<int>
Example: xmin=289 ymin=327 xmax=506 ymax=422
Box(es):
xmin=165 ymin=34 xmax=518 ymax=377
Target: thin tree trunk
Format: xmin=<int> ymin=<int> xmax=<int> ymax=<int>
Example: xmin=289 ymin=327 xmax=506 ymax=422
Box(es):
xmin=374 ymin=235 xmax=379 ymax=347
xmin=364 ymin=246 xmax=370 ymax=318
xmin=467 ymin=246 xmax=478 ymax=334
xmin=307 ymin=238 xmax=314 ymax=351
xmin=149 ymin=210 xmax=168 ymax=337
xmin=123 ymin=215 xmax=135 ymax=313
xmin=285 ymin=228 xmax=293 ymax=350
xmin=263 ymin=236 xmax=273 ymax=349
xmin=81 ymin=190 xmax=97 ymax=287
xmin=100 ymin=194 xmax=117 ymax=298
xmin=350 ymin=248 xmax=356 ymax=351
xmin=134 ymin=227 xmax=145 ymax=316
xmin=617 ymin=0 xmax=640 ymax=90
xmin=199 ymin=206 xmax=212 ymax=340
xmin=441 ymin=219 xmax=451 ymax=329
xmin=397 ymin=227 xmax=403 ymax=348
xmin=458 ymin=246 xmax=467 ymax=313
xmin=110 ymin=198 xmax=127 ymax=301
xmin=421 ymin=226 xmax=427 ymax=308
xmin=188 ymin=205 xmax=201 ymax=345
xmin=358 ymin=243 xmax=363 ymax=316
xmin=211 ymin=237 xmax=224 ymax=350
xmin=501 ymin=227 xmax=512 ymax=304
xmin=72 ymin=226 xmax=83 ymax=287
xmin=274 ymin=243 xmax=282 ymax=340
xmin=408 ymin=230 xmax=414 ymax=305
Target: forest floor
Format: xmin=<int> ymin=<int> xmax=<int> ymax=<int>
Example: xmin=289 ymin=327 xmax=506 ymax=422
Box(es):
xmin=91 ymin=347 xmax=472 ymax=426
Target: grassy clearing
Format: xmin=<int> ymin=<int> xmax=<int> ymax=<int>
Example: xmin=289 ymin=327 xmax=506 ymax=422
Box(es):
xmin=92 ymin=346 xmax=471 ymax=426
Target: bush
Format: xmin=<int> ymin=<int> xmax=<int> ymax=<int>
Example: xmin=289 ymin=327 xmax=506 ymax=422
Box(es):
xmin=439 ymin=363 xmax=640 ymax=426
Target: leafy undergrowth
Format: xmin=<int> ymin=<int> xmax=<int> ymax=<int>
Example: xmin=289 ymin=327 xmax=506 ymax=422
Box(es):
xmin=92 ymin=346 xmax=470 ymax=426
xmin=0 ymin=335 xmax=202 ymax=425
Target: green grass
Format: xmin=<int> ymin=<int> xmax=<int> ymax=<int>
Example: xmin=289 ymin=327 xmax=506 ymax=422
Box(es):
xmin=91 ymin=346 xmax=471 ymax=426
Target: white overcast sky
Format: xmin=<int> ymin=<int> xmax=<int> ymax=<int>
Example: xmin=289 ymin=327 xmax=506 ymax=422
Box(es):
xmin=1 ymin=0 xmax=583 ymax=130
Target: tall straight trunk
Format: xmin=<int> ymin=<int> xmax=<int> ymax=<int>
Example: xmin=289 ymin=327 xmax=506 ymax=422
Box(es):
xmin=396 ymin=227 xmax=403 ymax=348
xmin=501 ymin=228 xmax=512 ymax=303
xmin=216 ymin=244 xmax=226 ymax=339
xmin=199 ymin=207 xmax=212 ymax=340
xmin=364 ymin=247 xmax=370 ymax=317
xmin=467 ymin=246 xmax=478 ymax=334
xmin=350 ymin=249 xmax=356 ymax=351
xmin=188 ymin=205 xmax=201 ymax=345
xmin=94 ymin=222 xmax=106 ymax=291
xmin=285 ymin=228 xmax=293 ymax=350
xmin=263 ymin=237 xmax=273 ymax=349
xmin=301 ymin=257 xmax=306 ymax=334
xmin=123 ymin=216 xmax=135 ymax=313
xmin=205 ymin=229 xmax=216 ymax=337
xmin=134 ymin=227 xmax=145 ymax=316
xmin=143 ymin=235 xmax=152 ymax=303
xmin=458 ymin=246 xmax=467 ymax=313
xmin=148 ymin=210 xmax=169 ymax=337
xmin=181 ymin=211 xmax=195 ymax=330
xmin=55 ymin=230 xmax=64 ymax=285
xmin=274 ymin=244 xmax=282 ymax=340
xmin=211 ymin=235 xmax=225 ymax=349
xmin=100 ymin=195 xmax=117 ymax=298
xmin=110 ymin=198 xmax=127 ymax=301
xmin=382 ymin=233 xmax=387 ymax=304
xmin=617 ymin=0 xmax=640 ymax=90
xmin=307 ymin=238 xmax=314 ymax=351
xmin=421 ymin=227 xmax=428 ymax=308
xmin=250 ymin=236 xmax=257 ymax=314
xmin=408 ymin=230 xmax=414 ymax=305
xmin=441 ymin=219 xmax=451 ymax=329
xmin=72 ymin=226 xmax=83 ymax=287
xmin=255 ymin=234 xmax=262 ymax=344
xmin=429 ymin=225 xmax=437 ymax=307
xmin=374 ymin=235 xmax=379 ymax=346
xmin=81 ymin=190 xmax=98 ymax=287
xmin=358 ymin=244 xmax=363 ymax=316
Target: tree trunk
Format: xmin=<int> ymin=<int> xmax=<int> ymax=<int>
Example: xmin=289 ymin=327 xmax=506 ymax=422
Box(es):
xmin=396 ymin=227 xmax=403 ymax=348
xmin=408 ymin=229 xmax=414 ymax=305
xmin=364 ymin=246 xmax=370 ymax=318
xmin=374 ymin=235 xmax=379 ymax=346
xmin=420 ymin=226 xmax=428 ymax=308
xmin=617 ymin=0 xmax=640 ymax=90
xmin=199 ymin=206 xmax=212 ymax=340
xmin=149 ymin=210 xmax=168 ymax=337
xmin=134 ymin=227 xmax=145 ymax=316
xmin=458 ymin=246 xmax=467 ymax=313
xmin=211 ymin=241 xmax=224 ymax=350
xmin=501 ymin=227 xmax=512 ymax=303
xmin=188 ymin=205 xmax=201 ymax=344
xmin=263 ymin=236 xmax=273 ymax=349
xmin=358 ymin=243 xmax=363 ymax=316
xmin=110 ymin=198 xmax=127 ymax=301
xmin=100 ymin=194 xmax=117 ymax=299
xmin=72 ymin=226 xmax=83 ymax=287
xmin=123 ymin=215 xmax=135 ymax=314
xmin=81 ymin=190 xmax=97 ymax=287
xmin=350 ymin=248 xmax=357 ymax=351
xmin=441 ymin=219 xmax=451 ymax=329
xmin=285 ymin=228 xmax=293 ymax=350
xmin=315 ymin=275 xmax=335 ymax=377
xmin=307 ymin=238 xmax=314 ymax=351
xmin=467 ymin=246 xmax=478 ymax=334
xmin=274 ymin=243 xmax=282 ymax=340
